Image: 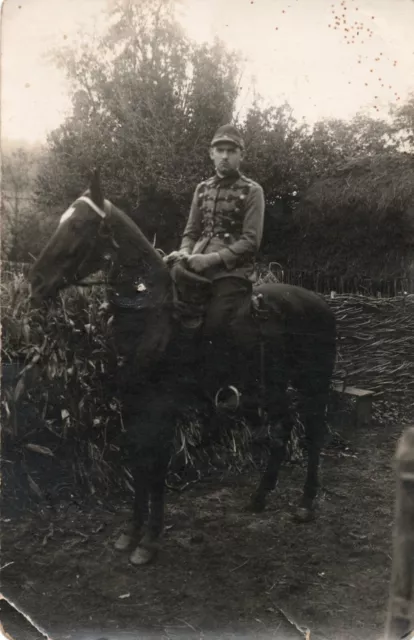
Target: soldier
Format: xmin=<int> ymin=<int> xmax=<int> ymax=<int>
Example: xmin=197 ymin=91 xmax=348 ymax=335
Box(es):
xmin=166 ymin=123 xmax=265 ymax=337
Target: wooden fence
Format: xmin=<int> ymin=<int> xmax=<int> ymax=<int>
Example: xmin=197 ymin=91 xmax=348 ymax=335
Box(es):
xmin=258 ymin=263 xmax=414 ymax=297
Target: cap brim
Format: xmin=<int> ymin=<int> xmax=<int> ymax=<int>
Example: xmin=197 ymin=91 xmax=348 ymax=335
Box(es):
xmin=211 ymin=136 xmax=243 ymax=147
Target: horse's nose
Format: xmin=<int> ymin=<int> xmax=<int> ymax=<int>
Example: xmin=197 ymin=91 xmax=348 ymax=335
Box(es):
xmin=28 ymin=274 xmax=46 ymax=301
xmin=30 ymin=273 xmax=42 ymax=289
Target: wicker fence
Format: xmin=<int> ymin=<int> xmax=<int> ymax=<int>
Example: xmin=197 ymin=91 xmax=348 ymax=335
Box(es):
xmin=327 ymin=293 xmax=414 ymax=397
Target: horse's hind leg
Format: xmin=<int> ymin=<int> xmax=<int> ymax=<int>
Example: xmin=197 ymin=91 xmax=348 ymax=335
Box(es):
xmin=294 ymin=389 xmax=330 ymax=522
xmin=249 ymin=386 xmax=294 ymax=512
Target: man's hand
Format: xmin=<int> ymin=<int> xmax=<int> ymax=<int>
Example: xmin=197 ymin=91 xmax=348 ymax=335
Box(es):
xmin=186 ymin=252 xmax=222 ymax=273
xmin=163 ymin=249 xmax=190 ymax=265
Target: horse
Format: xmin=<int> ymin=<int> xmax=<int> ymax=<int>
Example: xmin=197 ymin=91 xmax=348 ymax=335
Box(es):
xmin=28 ymin=169 xmax=337 ymax=566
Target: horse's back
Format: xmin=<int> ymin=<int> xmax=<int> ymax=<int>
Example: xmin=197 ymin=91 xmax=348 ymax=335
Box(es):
xmin=251 ymin=283 xmax=336 ymax=390
xmin=254 ymin=282 xmax=335 ymax=330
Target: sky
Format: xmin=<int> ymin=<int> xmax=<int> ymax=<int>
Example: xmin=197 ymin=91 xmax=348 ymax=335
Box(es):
xmin=1 ymin=0 xmax=414 ymax=144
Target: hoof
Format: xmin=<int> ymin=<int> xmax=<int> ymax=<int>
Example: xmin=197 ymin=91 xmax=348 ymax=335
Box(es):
xmin=246 ymin=495 xmax=266 ymax=513
xmin=129 ymin=545 xmax=157 ymax=566
xmin=114 ymin=533 xmax=134 ymax=551
xmin=293 ymin=506 xmax=316 ymax=523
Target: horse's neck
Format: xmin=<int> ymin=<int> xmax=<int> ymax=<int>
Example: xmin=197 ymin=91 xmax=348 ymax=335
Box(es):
xmin=106 ymin=206 xmax=171 ymax=301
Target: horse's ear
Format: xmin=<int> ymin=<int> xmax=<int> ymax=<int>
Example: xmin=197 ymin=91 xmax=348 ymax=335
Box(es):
xmin=89 ymin=166 xmax=104 ymax=206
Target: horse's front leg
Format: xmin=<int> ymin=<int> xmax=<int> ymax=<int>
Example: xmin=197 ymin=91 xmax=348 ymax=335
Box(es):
xmin=129 ymin=448 xmax=170 ymax=566
xmin=114 ymin=460 xmax=149 ymax=552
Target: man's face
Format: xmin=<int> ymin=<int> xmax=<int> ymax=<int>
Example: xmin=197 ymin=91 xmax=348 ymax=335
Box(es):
xmin=210 ymin=142 xmax=243 ymax=176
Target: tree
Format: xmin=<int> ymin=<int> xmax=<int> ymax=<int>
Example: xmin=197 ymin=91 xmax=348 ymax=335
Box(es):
xmin=241 ymin=101 xmax=311 ymax=201
xmin=390 ymin=91 xmax=414 ymax=150
xmin=292 ymin=150 xmax=414 ymax=276
xmin=36 ymin=0 xmax=243 ymax=251
xmin=300 ymin=112 xmax=397 ymax=182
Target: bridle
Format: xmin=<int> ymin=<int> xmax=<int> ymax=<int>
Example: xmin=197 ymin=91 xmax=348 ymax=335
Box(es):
xmin=60 ymin=196 xmax=119 ymax=288
xmin=59 ymin=195 xmax=111 ymax=225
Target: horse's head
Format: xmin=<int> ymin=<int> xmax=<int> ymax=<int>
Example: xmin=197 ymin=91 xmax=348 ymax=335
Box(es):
xmin=29 ymin=169 xmax=168 ymax=302
xmin=29 ymin=169 xmax=113 ymax=301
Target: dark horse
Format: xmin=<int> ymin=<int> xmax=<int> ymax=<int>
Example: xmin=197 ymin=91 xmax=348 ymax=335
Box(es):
xmin=29 ymin=171 xmax=337 ymax=566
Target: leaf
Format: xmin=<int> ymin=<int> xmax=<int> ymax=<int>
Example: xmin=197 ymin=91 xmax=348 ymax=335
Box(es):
xmin=22 ymin=322 xmax=30 ymax=344
xmin=13 ymin=377 xmax=25 ymax=402
xmin=27 ymin=474 xmax=43 ymax=499
xmin=48 ymin=362 xmax=57 ymax=379
xmin=2 ymin=400 xmax=11 ymax=419
xmin=25 ymin=443 xmax=54 ymax=457
xmin=61 ymin=409 xmax=70 ymax=420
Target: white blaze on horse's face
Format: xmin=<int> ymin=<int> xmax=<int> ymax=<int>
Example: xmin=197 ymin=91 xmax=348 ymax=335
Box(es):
xmin=29 ymin=196 xmax=111 ymax=300
xmin=59 ymin=205 xmax=76 ymax=226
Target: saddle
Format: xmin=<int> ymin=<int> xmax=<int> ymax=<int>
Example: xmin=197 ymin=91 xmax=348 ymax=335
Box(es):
xmin=170 ymin=261 xmax=270 ymax=330
xmin=170 ymin=262 xmax=213 ymax=329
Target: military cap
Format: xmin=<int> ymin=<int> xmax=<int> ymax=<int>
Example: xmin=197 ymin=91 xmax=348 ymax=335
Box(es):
xmin=211 ymin=124 xmax=244 ymax=150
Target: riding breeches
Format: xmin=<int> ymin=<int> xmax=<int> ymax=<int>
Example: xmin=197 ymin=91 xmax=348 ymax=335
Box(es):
xmin=202 ymin=276 xmax=253 ymax=338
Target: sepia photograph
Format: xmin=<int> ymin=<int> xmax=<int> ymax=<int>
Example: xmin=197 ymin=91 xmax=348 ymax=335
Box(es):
xmin=1 ymin=0 xmax=414 ymax=638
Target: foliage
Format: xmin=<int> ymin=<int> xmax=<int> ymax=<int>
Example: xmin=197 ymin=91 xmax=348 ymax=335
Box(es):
xmin=1 ymin=147 xmax=46 ymax=261
xmin=390 ymin=90 xmax=414 ymax=150
xmin=303 ymin=113 xmax=397 ymax=181
xmin=292 ymin=151 xmax=414 ymax=275
xmin=241 ymin=101 xmax=310 ymax=201
xmin=8 ymin=0 xmax=413 ymax=272
xmin=239 ymin=102 xmax=401 ymax=268
xmin=35 ymin=0 xmax=242 ymax=251
xmin=1 ymin=275 xmax=123 ymax=486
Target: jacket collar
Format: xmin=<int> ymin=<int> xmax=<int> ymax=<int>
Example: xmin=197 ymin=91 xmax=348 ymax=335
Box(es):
xmin=211 ymin=169 xmax=241 ymax=185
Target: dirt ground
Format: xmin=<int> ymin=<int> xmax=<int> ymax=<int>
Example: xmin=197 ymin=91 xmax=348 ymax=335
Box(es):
xmin=0 ymin=406 xmax=405 ymax=640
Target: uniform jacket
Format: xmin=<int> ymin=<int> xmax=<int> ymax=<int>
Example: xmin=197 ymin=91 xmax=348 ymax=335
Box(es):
xmin=180 ymin=170 xmax=265 ymax=281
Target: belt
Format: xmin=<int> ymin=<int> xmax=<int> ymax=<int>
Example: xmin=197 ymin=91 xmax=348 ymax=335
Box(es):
xmin=108 ymin=293 xmax=148 ymax=310
xmin=202 ymin=232 xmax=233 ymax=241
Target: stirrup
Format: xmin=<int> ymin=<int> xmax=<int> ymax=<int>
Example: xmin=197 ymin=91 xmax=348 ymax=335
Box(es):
xmin=214 ymin=385 xmax=241 ymax=411
xmin=251 ymin=292 xmax=270 ymax=320
xmin=181 ymin=315 xmax=204 ymax=330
